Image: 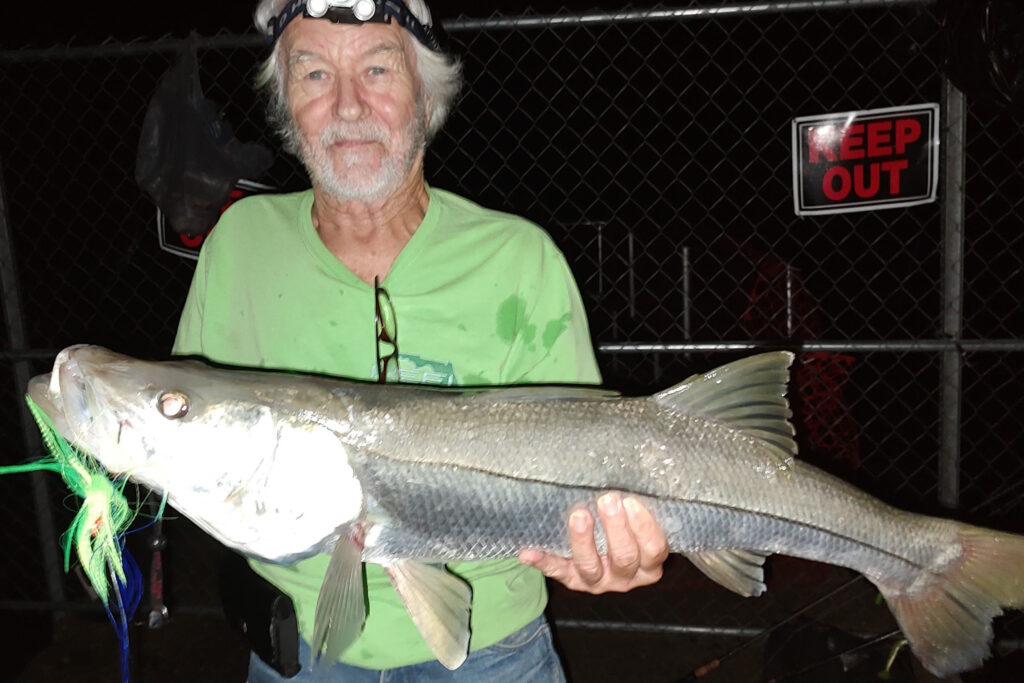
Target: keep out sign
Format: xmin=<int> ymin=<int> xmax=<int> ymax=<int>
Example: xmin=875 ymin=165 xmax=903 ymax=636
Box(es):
xmin=791 ymin=104 xmax=939 ymax=216
xmin=157 ymin=179 xmax=276 ymax=260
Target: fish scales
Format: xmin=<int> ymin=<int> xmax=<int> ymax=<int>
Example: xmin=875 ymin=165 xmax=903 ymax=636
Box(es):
xmin=343 ymin=387 xmax=942 ymax=583
xmin=352 ymin=448 xmax=926 ymax=581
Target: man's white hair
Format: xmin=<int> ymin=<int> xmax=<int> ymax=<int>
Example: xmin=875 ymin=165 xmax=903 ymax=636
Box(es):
xmin=252 ymin=0 xmax=461 ymax=153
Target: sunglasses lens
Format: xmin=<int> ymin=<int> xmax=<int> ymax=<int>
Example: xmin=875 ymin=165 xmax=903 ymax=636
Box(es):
xmin=377 ymin=290 xmax=397 ymax=342
xmin=378 ymin=349 xmax=398 ymax=382
xmin=375 ymin=280 xmax=398 ymax=383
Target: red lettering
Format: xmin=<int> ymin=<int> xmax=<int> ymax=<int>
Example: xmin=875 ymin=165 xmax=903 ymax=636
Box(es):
xmin=808 ymin=126 xmax=837 ymax=163
xmin=180 ymin=233 xmax=204 ymax=248
xmin=895 ymin=118 xmax=920 ymax=154
xmin=854 ymin=163 xmax=880 ymax=198
xmin=840 ymin=124 xmax=864 ymax=160
xmin=809 ymin=114 xmax=923 ymax=205
xmin=220 ymin=189 xmax=247 ymax=213
xmin=178 ymin=222 xmax=216 ymax=249
xmin=810 ymin=117 xmax=923 ymax=162
xmin=866 ymin=120 xmax=893 ymax=157
xmin=822 ymin=166 xmax=851 ymax=200
xmin=823 ymin=160 xmax=910 ymax=203
xmin=882 ymin=159 xmax=908 ymax=194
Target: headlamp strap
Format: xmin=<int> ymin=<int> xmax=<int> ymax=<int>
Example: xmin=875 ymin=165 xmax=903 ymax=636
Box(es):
xmin=267 ymin=0 xmax=307 ymax=42
xmin=382 ymin=0 xmax=441 ymax=52
xmin=267 ymin=0 xmax=442 ymax=52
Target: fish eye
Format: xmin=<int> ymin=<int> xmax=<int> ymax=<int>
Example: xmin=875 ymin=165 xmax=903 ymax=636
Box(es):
xmin=157 ymin=391 xmax=190 ymax=419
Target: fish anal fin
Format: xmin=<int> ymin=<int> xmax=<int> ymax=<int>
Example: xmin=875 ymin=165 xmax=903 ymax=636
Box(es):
xmin=310 ymin=530 xmax=366 ymax=669
xmin=876 ymin=525 xmax=1024 ymax=677
xmin=654 ymin=352 xmax=797 ymax=464
xmin=383 ymin=560 xmax=472 ymax=670
xmin=684 ymin=549 xmax=768 ymax=597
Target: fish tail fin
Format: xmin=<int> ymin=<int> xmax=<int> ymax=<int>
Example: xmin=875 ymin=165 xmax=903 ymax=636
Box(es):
xmin=876 ymin=525 xmax=1024 ymax=677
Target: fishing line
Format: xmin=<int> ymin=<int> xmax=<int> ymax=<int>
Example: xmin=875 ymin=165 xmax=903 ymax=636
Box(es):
xmin=756 ymin=573 xmax=884 ymax=677
xmin=968 ymin=477 xmax=1024 ymax=520
xmin=764 ymin=629 xmax=903 ymax=682
xmin=678 ymin=572 xmax=865 ymax=681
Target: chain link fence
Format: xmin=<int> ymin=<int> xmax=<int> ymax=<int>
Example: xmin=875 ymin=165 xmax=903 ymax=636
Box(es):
xmin=2 ymin=1 xmax=1023 ymax=680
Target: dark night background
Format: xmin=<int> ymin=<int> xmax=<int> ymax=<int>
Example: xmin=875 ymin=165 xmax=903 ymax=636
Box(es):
xmin=2 ymin=1 xmax=668 ymax=47
xmin=2 ymin=1 xmax=1023 ymax=681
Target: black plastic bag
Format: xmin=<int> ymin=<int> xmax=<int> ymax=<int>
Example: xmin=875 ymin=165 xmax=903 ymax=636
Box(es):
xmin=135 ymin=40 xmax=272 ymax=236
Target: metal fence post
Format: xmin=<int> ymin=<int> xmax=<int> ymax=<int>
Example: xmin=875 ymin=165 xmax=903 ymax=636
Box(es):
xmin=0 ymin=159 xmax=65 ymax=604
xmin=939 ymin=77 xmax=966 ymax=509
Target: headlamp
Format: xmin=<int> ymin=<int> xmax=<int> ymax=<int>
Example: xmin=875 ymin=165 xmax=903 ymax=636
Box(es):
xmin=307 ymin=0 xmax=376 ymax=20
xmin=268 ymin=0 xmax=441 ymax=51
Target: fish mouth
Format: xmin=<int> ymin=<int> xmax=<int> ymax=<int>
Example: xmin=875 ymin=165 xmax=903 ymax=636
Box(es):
xmin=27 ymin=372 xmax=71 ymax=439
xmin=28 ymin=345 xmax=131 ymax=449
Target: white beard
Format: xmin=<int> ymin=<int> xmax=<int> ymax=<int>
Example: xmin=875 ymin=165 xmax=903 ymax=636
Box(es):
xmin=295 ymin=98 xmax=427 ymax=203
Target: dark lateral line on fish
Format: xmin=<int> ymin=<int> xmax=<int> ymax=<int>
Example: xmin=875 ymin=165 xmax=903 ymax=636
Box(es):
xmin=377 ymin=458 xmax=929 ymax=573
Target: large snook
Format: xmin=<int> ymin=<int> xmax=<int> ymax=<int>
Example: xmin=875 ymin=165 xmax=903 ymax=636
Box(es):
xmin=28 ymin=345 xmax=1024 ymax=676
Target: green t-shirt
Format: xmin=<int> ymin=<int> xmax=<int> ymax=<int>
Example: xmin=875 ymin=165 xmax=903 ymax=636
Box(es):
xmin=173 ymin=185 xmax=601 ymax=669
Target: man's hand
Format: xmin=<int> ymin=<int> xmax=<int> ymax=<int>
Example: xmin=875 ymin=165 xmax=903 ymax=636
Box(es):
xmin=518 ymin=493 xmax=669 ymax=594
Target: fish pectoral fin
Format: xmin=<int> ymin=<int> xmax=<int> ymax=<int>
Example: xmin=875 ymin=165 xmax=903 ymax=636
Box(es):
xmin=310 ymin=532 xmax=366 ymax=669
xmin=383 ymin=560 xmax=472 ymax=670
xmin=654 ymin=352 xmax=797 ymax=465
xmin=684 ymin=549 xmax=769 ymax=597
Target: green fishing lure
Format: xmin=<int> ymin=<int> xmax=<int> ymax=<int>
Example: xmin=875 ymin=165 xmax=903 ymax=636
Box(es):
xmin=1 ymin=397 xmax=142 ymax=603
xmin=2 ymin=396 xmax=162 ymax=682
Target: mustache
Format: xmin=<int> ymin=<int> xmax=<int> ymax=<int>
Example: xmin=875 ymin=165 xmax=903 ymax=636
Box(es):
xmin=319 ymin=121 xmax=390 ymax=147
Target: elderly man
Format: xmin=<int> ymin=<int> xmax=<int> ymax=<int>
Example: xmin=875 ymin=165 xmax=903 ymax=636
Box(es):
xmin=173 ymin=1 xmax=669 ymax=679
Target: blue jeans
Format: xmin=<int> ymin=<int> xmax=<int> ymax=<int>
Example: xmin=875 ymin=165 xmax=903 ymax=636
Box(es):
xmin=246 ymin=615 xmax=566 ymax=682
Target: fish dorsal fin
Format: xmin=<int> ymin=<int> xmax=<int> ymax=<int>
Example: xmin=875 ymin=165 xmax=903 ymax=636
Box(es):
xmin=383 ymin=560 xmax=472 ymax=670
xmin=684 ymin=549 xmax=769 ymax=597
xmin=464 ymin=385 xmax=620 ymax=403
xmin=654 ymin=352 xmax=797 ymax=463
xmin=311 ymin=529 xmax=366 ymax=669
